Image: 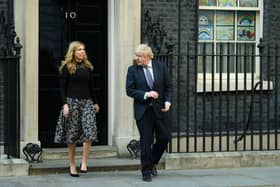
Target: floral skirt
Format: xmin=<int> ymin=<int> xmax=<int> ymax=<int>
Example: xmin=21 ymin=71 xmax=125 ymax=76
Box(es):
xmin=54 ymin=97 xmax=98 ymax=144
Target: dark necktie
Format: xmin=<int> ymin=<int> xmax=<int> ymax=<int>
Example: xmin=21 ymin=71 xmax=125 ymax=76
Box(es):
xmin=144 ymin=66 xmax=154 ymax=89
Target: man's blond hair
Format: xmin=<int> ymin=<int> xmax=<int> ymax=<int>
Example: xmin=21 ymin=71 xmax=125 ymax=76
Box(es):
xmin=135 ymin=44 xmax=154 ymax=59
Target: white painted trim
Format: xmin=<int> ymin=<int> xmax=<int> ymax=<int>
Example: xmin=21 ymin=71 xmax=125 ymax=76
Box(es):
xmin=14 ymin=0 xmax=39 ymax=155
xmin=108 ymin=0 xmax=117 ymax=146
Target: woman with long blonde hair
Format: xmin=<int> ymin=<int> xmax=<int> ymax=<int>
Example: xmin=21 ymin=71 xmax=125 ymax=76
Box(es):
xmin=54 ymin=41 xmax=99 ymax=177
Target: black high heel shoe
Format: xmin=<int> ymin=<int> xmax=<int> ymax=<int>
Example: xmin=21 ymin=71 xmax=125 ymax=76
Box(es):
xmin=69 ymin=167 xmax=80 ymax=177
xmin=79 ymin=164 xmax=88 ymax=173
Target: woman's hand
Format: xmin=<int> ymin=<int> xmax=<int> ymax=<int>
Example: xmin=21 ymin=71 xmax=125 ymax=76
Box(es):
xmin=63 ymin=104 xmax=69 ymax=118
xmin=94 ymin=104 xmax=100 ymax=113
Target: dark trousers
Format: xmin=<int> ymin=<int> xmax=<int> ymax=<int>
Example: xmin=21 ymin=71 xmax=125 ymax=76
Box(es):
xmin=136 ymin=107 xmax=170 ymax=176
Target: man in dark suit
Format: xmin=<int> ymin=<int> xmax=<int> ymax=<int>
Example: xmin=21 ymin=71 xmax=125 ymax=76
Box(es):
xmin=126 ymin=44 xmax=173 ymax=182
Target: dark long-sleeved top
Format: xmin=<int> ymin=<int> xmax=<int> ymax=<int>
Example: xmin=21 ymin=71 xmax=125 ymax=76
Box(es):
xmin=60 ymin=64 xmax=97 ymax=104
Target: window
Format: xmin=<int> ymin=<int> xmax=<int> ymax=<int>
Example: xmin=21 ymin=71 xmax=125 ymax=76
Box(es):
xmin=197 ymin=0 xmax=268 ymax=92
xmin=199 ymin=0 xmax=258 ymax=7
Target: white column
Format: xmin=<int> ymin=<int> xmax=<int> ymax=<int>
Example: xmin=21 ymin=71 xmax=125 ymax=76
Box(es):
xmin=109 ymin=0 xmax=141 ymax=156
xmin=14 ymin=0 xmax=40 ymax=156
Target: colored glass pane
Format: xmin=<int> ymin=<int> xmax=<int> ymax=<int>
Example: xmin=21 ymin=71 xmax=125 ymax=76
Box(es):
xmin=216 ymin=11 xmax=234 ymax=26
xmin=198 ymin=11 xmax=213 ymax=40
xmin=239 ymin=0 xmax=258 ymax=7
xmin=216 ymin=26 xmax=234 ymax=40
xmin=237 ymin=11 xmax=255 ymax=26
xmin=237 ymin=27 xmax=255 ymax=40
xmin=199 ymin=26 xmax=213 ymax=40
xmin=199 ymin=11 xmax=214 ymax=26
xmin=199 ymin=0 xmax=216 ymax=6
xmin=218 ymin=0 xmax=236 ymax=7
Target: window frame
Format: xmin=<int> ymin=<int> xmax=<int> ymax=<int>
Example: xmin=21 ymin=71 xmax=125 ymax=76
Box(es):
xmin=197 ymin=0 xmax=267 ymax=92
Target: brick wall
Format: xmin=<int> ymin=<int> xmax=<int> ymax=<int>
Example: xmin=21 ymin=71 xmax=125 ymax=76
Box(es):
xmin=141 ymin=0 xmax=197 ymax=54
xmin=262 ymin=0 xmax=280 ymax=129
xmin=263 ymin=0 xmax=280 ymax=43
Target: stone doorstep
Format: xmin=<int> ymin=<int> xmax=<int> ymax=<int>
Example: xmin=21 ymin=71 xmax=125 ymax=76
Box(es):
xmin=29 ymin=158 xmax=165 ymax=176
xmin=41 ymin=145 xmax=118 ymax=160
xmin=3 ymin=151 xmax=280 ymax=176
xmin=0 ymin=159 xmax=29 ymax=176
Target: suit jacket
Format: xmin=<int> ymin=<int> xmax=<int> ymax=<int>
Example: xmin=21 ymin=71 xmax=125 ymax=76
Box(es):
xmin=126 ymin=60 xmax=173 ymax=120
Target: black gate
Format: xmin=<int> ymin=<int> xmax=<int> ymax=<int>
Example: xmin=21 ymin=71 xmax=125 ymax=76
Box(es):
xmin=0 ymin=10 xmax=22 ymax=158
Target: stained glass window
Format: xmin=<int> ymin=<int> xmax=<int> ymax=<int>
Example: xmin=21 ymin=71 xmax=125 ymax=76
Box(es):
xmin=216 ymin=27 xmax=234 ymax=40
xmin=237 ymin=11 xmax=255 ymax=40
xmin=198 ymin=11 xmax=214 ymax=40
xmin=199 ymin=0 xmax=216 ymax=6
xmin=216 ymin=11 xmax=234 ymax=25
xmin=239 ymin=0 xmax=258 ymax=7
xmin=198 ymin=0 xmax=260 ymax=75
xmin=237 ymin=12 xmax=255 ymax=26
xmin=216 ymin=12 xmax=234 ymax=40
xmin=237 ymin=27 xmax=255 ymax=40
xmin=199 ymin=11 xmax=214 ymax=25
xmin=199 ymin=26 xmax=213 ymax=40
xmin=218 ymin=0 xmax=236 ymax=7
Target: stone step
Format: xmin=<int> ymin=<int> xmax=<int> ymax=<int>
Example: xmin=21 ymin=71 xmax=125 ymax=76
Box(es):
xmin=0 ymin=158 xmax=29 ymax=176
xmin=41 ymin=146 xmax=118 ymax=160
xmin=29 ymin=157 xmax=165 ymax=175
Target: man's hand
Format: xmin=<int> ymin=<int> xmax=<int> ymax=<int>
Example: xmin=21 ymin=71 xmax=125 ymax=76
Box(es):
xmin=161 ymin=102 xmax=171 ymax=112
xmin=146 ymin=91 xmax=159 ymax=99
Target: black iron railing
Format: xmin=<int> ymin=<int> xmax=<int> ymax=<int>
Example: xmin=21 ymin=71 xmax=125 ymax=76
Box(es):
xmin=155 ymin=39 xmax=280 ymax=153
xmin=0 ymin=9 xmax=22 ymax=158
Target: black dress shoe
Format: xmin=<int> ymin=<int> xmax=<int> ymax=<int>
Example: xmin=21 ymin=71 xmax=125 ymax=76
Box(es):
xmin=142 ymin=175 xmax=152 ymax=182
xmin=69 ymin=167 xmax=80 ymax=177
xmin=151 ymin=166 xmax=158 ymax=176
xmin=79 ymin=164 xmax=88 ymax=173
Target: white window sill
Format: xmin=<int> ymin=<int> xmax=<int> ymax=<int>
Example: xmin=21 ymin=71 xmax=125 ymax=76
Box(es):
xmin=196 ymin=79 xmax=273 ymax=93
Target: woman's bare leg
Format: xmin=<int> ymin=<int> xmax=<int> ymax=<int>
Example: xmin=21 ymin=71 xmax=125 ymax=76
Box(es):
xmin=68 ymin=143 xmax=78 ymax=174
xmin=81 ymin=141 xmax=92 ymax=171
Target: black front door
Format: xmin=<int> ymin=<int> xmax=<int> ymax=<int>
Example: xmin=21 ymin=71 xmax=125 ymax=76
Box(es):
xmin=39 ymin=0 xmax=108 ymax=147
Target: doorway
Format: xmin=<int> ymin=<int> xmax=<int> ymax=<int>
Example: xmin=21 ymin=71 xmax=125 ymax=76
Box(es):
xmin=39 ymin=0 xmax=108 ymax=147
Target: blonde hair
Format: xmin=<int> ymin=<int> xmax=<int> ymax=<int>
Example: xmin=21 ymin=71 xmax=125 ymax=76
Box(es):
xmin=59 ymin=41 xmax=93 ymax=74
xmin=135 ymin=44 xmax=154 ymax=59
